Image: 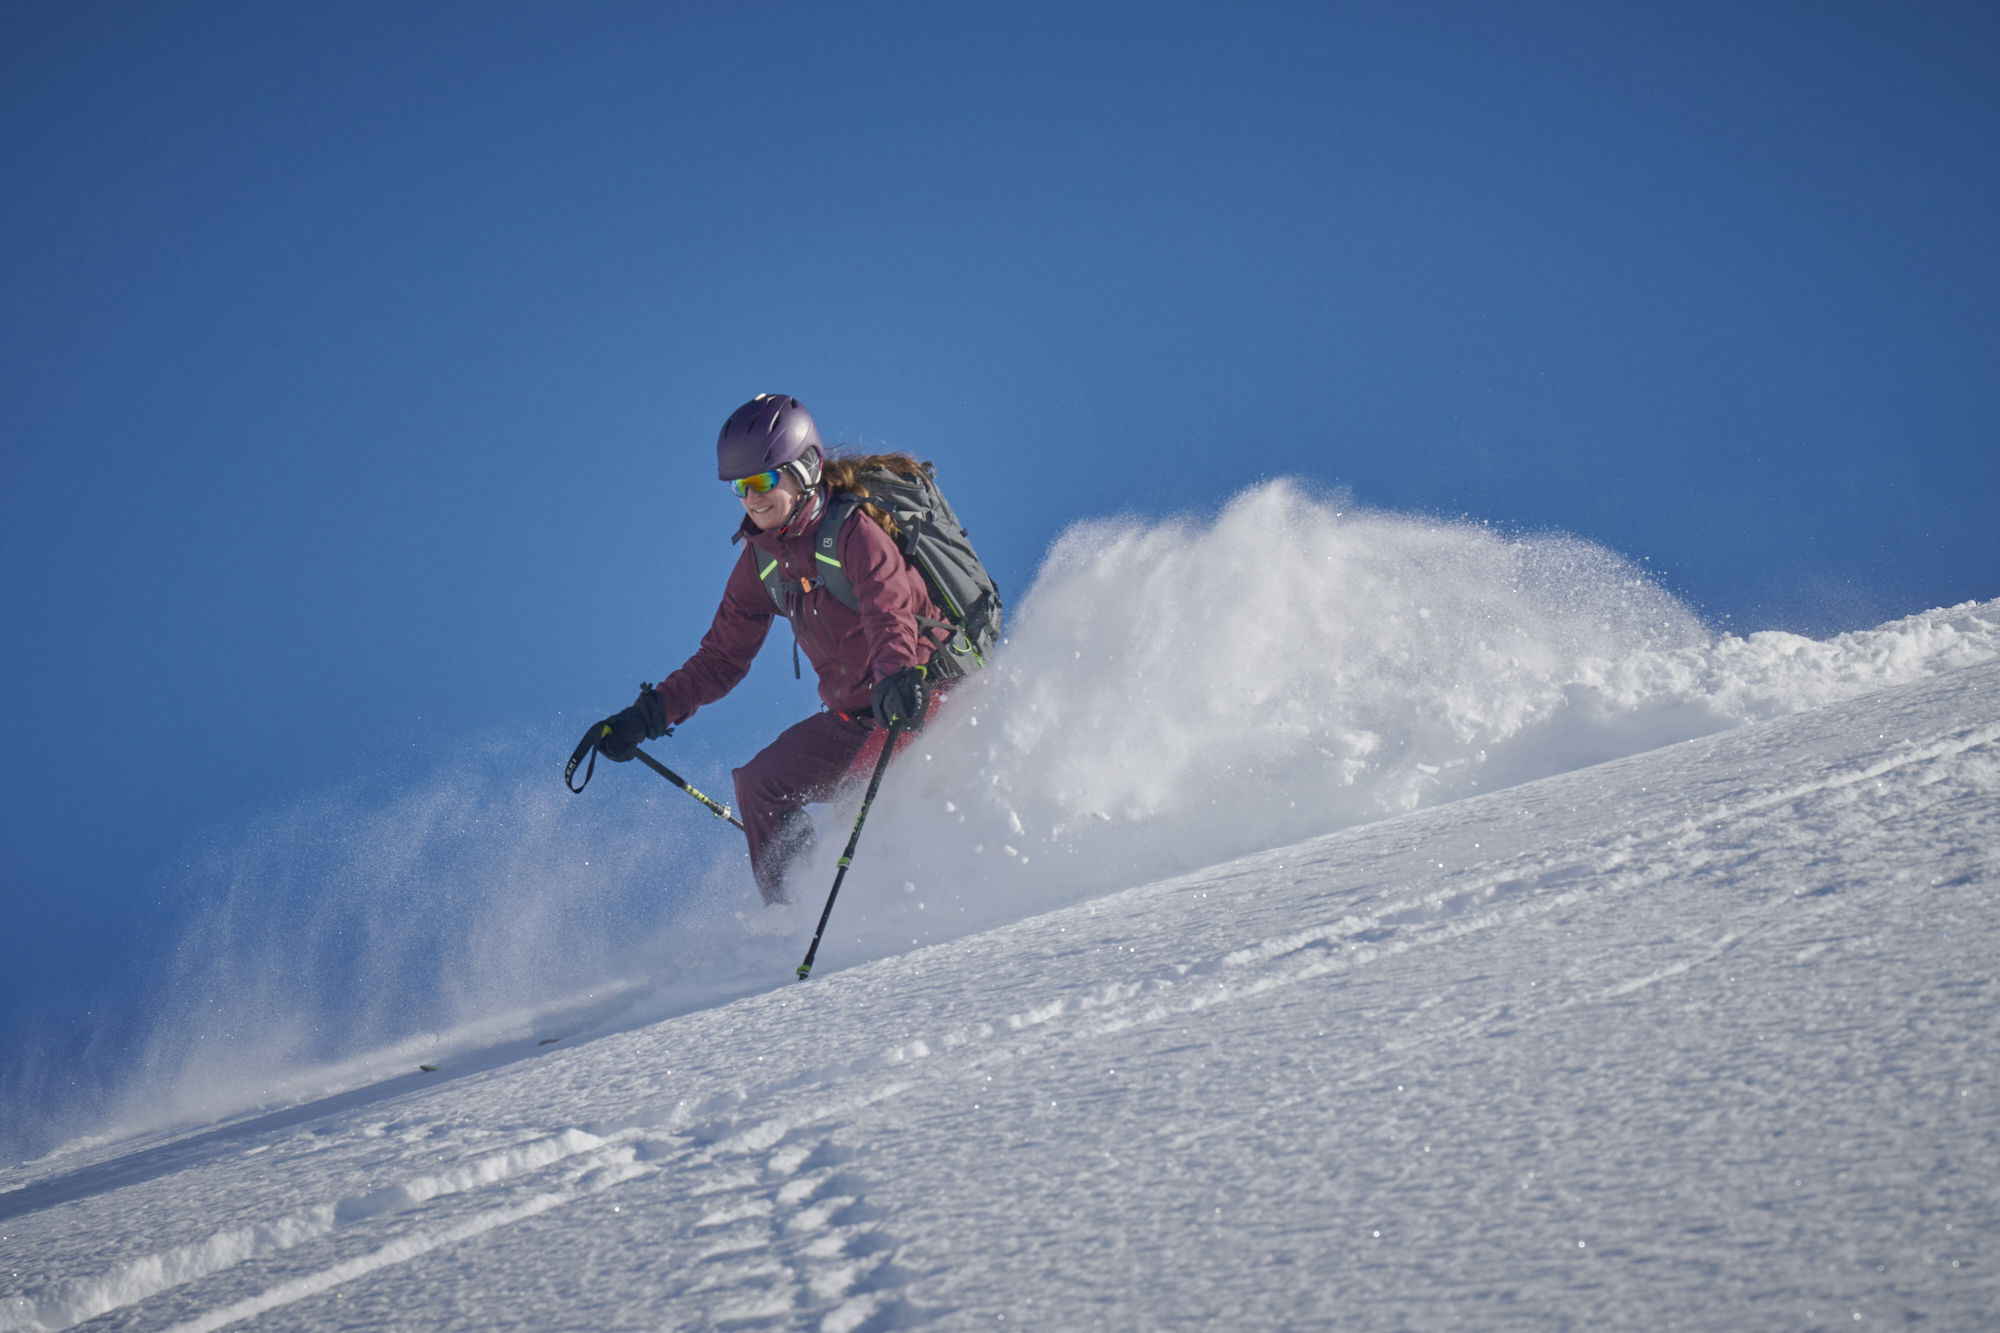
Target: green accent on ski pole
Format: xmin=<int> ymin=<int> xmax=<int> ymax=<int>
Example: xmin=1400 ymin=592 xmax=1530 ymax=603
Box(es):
xmin=633 ymin=747 xmax=747 ymax=830
xmin=796 ymin=734 xmax=900 ymax=981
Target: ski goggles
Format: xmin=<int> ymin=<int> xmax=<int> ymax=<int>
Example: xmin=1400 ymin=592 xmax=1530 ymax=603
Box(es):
xmin=729 ymin=469 xmax=784 ymax=497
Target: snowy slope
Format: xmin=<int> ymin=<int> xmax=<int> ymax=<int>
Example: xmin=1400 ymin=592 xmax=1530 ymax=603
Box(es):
xmin=4 ymin=645 xmax=1995 ymax=1329
xmin=27 ymin=487 xmax=1992 ymax=1172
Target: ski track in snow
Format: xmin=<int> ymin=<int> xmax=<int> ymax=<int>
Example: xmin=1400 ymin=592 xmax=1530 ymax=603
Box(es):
xmin=4 ymin=654 xmax=1997 ymax=1329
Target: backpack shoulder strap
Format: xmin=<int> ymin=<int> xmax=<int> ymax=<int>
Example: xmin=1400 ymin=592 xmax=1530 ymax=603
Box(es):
xmin=810 ymin=491 xmax=864 ymax=613
xmin=732 ymin=529 xmax=790 ymax=616
xmin=732 ymin=500 xmax=865 ymax=615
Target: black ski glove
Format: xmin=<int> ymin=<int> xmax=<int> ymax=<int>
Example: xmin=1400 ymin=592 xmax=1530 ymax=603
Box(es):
xmin=870 ymin=664 xmax=929 ymax=733
xmin=593 ymin=684 xmax=670 ymax=762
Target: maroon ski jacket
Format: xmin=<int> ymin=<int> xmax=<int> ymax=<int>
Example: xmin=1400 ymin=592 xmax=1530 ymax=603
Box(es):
xmin=653 ymin=490 xmax=943 ymax=724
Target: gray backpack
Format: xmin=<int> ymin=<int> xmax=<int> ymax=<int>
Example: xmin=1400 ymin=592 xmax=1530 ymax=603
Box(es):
xmin=748 ymin=465 xmax=1002 ymax=680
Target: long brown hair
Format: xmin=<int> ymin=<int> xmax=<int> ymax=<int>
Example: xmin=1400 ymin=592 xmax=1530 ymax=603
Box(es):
xmin=820 ymin=450 xmax=932 ymax=540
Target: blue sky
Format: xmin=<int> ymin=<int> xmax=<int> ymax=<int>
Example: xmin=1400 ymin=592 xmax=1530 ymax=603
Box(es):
xmin=3 ymin=1 xmax=1996 ymax=1138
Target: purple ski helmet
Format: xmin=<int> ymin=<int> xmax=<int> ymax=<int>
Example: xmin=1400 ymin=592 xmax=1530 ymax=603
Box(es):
xmin=716 ymin=394 xmax=824 ymax=487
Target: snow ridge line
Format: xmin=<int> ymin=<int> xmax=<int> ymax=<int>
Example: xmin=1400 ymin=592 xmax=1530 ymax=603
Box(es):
xmin=19 ymin=1077 xmax=928 ymax=1333
xmin=154 ymin=1189 xmax=584 ymax=1333
xmin=0 ymin=1208 xmax=338 ymax=1333
xmin=0 ymin=1130 xmax=610 ymax=1333
xmin=210 ymin=1076 xmax=922 ymax=1333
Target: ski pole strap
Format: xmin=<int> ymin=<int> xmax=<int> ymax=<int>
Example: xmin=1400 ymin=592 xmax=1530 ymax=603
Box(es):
xmin=565 ymin=724 xmax=606 ymax=793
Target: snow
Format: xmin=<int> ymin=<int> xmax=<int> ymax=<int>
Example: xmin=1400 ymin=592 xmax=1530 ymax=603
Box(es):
xmin=3 ymin=488 xmax=1998 ymax=1329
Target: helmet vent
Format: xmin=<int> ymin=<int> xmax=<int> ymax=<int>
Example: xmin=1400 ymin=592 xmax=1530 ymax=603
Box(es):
xmin=717 ymin=393 xmax=821 ymax=479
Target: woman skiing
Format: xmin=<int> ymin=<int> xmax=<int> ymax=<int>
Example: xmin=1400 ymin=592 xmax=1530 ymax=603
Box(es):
xmin=588 ymin=395 xmax=948 ymax=905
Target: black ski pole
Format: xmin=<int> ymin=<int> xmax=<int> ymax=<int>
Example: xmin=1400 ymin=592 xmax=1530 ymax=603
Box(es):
xmin=796 ymin=731 xmax=900 ymax=982
xmin=633 ymin=746 xmax=746 ymax=831
xmin=565 ymin=723 xmax=746 ymax=831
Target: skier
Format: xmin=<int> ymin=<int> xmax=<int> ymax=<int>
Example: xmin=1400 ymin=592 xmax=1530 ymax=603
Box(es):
xmin=588 ymin=395 xmax=945 ymax=905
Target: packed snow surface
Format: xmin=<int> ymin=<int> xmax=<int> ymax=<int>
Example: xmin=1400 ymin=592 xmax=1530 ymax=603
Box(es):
xmin=4 ymin=615 xmax=1997 ymax=1328
xmin=3 ymin=487 xmax=1997 ymax=1328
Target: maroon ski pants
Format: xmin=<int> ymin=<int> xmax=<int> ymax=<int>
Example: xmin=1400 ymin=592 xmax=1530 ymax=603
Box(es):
xmin=731 ymin=694 xmax=945 ymax=904
xmin=732 ymin=710 xmax=891 ymax=905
